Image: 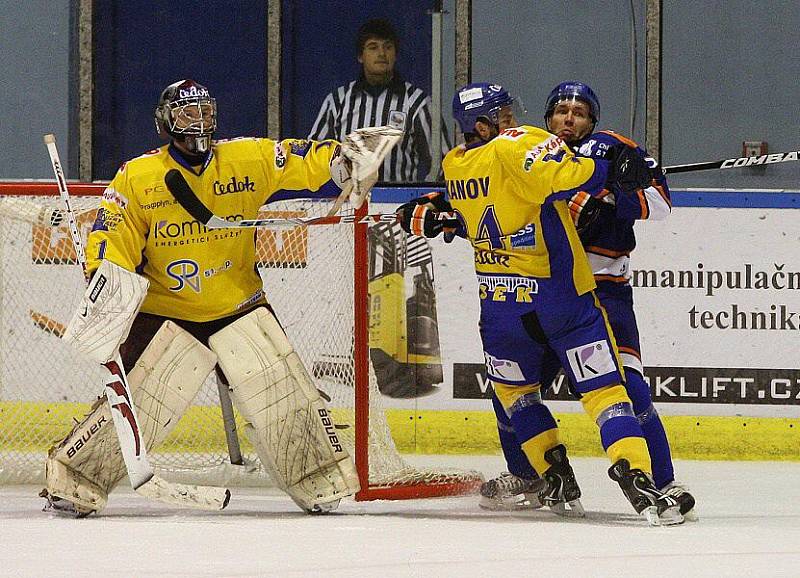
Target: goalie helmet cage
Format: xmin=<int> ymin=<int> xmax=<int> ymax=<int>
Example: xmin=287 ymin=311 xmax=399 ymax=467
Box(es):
xmin=0 ymin=181 xmax=482 ymax=501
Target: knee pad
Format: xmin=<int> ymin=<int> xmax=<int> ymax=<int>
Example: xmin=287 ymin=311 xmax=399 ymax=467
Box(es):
xmin=45 ymin=321 xmax=216 ymax=512
xmin=209 ymin=308 xmax=360 ymax=512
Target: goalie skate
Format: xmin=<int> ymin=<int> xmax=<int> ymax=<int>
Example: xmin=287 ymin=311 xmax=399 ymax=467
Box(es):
xmin=39 ymin=488 xmax=94 ymax=518
xmin=479 ymin=472 xmax=546 ymax=511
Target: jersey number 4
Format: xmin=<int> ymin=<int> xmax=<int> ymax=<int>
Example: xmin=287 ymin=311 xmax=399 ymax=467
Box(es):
xmin=477 ymin=205 xmax=504 ymax=249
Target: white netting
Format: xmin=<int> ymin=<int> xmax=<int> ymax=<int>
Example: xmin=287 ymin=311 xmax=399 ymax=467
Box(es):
xmin=0 ymin=187 xmax=481 ymax=496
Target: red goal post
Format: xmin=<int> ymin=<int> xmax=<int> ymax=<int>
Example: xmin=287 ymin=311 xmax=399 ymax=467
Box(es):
xmin=0 ymin=180 xmax=483 ymax=500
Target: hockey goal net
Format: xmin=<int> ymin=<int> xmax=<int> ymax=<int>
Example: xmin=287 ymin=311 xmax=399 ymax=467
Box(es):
xmin=0 ymin=181 xmax=482 ymax=500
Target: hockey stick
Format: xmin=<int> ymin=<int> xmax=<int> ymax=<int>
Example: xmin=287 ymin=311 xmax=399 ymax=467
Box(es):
xmin=165 ymin=169 xmax=400 ymax=229
xmin=44 ymin=134 xmax=230 ymax=511
xmin=663 ymin=150 xmax=800 ymax=174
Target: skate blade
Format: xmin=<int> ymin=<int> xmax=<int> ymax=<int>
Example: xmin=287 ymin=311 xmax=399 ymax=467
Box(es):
xmin=550 ymin=498 xmax=586 ymax=518
xmin=643 ymin=505 xmax=684 ymax=526
xmin=479 ymin=495 xmax=545 ymax=512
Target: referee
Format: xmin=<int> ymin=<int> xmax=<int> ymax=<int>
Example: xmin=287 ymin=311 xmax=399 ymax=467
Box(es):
xmin=308 ymin=18 xmax=448 ymax=182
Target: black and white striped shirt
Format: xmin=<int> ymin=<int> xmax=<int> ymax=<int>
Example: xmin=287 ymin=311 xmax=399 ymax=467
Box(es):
xmin=308 ymin=75 xmax=448 ymax=182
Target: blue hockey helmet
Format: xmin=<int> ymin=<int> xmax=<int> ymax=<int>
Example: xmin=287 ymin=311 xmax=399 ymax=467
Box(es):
xmin=544 ymin=81 xmax=600 ymax=124
xmin=452 ymin=82 xmax=516 ymax=134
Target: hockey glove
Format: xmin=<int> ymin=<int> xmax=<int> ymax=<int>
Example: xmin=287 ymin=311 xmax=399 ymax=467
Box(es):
xmin=605 ymin=143 xmax=652 ymax=193
xmin=397 ymin=192 xmax=459 ymax=240
xmin=340 ymin=125 xmax=404 ymax=207
xmin=567 ymin=191 xmax=603 ymax=234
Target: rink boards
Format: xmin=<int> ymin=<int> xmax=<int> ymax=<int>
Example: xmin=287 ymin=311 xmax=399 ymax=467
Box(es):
xmin=368 ymin=189 xmax=800 ymax=461
xmin=1 ymin=189 xmax=798 ymax=462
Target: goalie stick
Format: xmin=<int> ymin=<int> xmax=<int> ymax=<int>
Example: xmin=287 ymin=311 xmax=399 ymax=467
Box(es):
xmin=165 ymin=169 xmax=402 ymax=229
xmin=44 ymin=134 xmax=230 ymax=512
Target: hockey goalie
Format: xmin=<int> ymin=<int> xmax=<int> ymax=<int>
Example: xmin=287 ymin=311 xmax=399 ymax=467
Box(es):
xmin=41 ymin=79 xmax=402 ymax=516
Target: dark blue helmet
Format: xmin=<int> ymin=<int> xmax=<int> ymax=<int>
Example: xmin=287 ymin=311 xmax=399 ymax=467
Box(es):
xmin=452 ymin=82 xmax=515 ymax=134
xmin=544 ymin=81 xmax=600 ymax=124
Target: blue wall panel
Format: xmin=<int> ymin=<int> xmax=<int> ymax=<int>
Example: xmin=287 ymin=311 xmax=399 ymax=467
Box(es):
xmin=93 ymin=1 xmax=267 ymax=180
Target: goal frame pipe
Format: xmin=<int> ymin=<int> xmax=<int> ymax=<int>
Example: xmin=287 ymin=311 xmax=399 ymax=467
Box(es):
xmin=352 ymin=201 xmax=482 ymax=501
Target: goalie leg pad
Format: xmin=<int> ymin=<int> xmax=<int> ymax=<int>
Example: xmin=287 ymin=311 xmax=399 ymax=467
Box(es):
xmin=45 ymin=321 xmax=217 ymax=512
xmin=209 ymin=308 xmax=360 ymax=512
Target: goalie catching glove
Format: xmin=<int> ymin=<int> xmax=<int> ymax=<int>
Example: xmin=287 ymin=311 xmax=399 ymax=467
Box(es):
xmin=329 ymin=125 xmax=404 ymax=211
xmin=397 ymin=192 xmax=460 ymax=241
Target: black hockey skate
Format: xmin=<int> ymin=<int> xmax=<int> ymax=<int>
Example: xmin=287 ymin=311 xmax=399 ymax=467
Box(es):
xmin=608 ymin=459 xmax=685 ymax=526
xmin=479 ymin=472 xmax=546 ymax=511
xmin=660 ymin=482 xmax=698 ymax=522
xmin=538 ymin=445 xmax=585 ymax=517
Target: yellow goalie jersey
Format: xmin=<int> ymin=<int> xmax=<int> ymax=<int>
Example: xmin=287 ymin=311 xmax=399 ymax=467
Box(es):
xmin=86 ymin=137 xmax=342 ymax=322
xmin=443 ymin=125 xmax=608 ymax=298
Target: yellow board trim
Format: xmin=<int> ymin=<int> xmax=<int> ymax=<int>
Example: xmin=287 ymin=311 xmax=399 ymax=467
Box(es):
xmin=3 ymin=402 xmax=798 ymax=461
xmin=384 ymin=409 xmax=800 ymax=461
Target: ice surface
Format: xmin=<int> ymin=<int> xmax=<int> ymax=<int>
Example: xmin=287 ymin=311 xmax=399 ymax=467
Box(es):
xmin=2 ymin=456 xmax=799 ymax=577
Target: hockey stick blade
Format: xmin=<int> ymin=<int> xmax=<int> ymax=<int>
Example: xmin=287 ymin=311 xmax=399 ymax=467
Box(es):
xmin=164 ymin=168 xmax=400 ymax=229
xmin=137 ymin=475 xmax=231 ymax=511
xmin=165 ymin=169 xmax=215 ymax=224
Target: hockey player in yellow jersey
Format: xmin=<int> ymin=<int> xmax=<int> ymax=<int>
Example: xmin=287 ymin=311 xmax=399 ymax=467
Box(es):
xmin=41 ymin=79 xmax=391 ymax=517
xmin=86 ymin=89 xmax=346 ymax=321
xmin=397 ymin=82 xmax=685 ymax=525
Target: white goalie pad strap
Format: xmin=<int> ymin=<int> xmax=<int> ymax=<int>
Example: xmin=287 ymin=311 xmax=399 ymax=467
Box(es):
xmin=46 ymin=321 xmax=216 ymax=512
xmin=340 ymin=125 xmax=404 ymax=208
xmin=63 ymin=260 xmax=150 ymax=364
xmin=209 ymin=308 xmax=360 ymax=511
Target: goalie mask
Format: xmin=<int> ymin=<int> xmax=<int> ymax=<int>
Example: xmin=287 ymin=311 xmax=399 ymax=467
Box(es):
xmin=154 ymin=79 xmax=217 ymax=154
